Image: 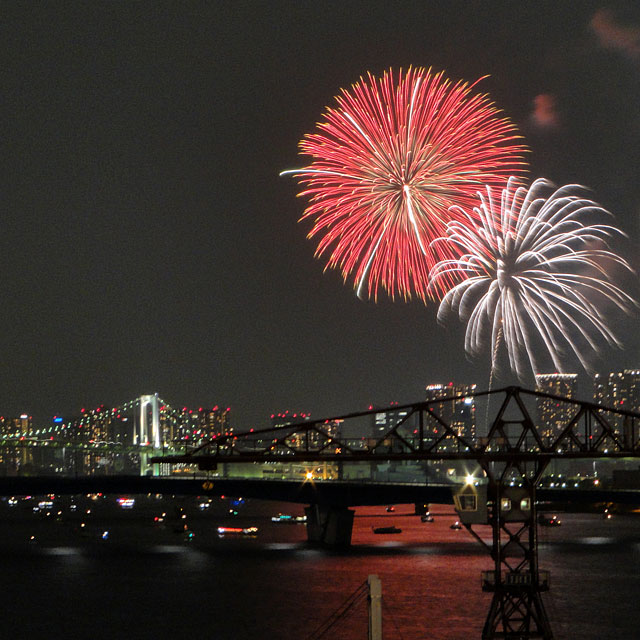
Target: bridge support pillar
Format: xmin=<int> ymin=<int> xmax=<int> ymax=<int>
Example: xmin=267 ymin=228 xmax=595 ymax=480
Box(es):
xmin=139 ymin=450 xmax=162 ymax=477
xmin=304 ymin=504 xmax=354 ymax=546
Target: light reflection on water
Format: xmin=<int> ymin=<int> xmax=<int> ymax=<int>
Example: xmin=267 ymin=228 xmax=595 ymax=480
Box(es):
xmin=580 ymin=536 xmax=617 ymax=545
xmin=150 ymin=544 xmax=188 ymax=554
xmin=40 ymin=546 xmax=82 ymax=556
xmin=1 ymin=502 xmax=640 ymax=639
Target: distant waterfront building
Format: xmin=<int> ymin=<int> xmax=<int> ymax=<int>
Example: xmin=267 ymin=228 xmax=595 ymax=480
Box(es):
xmin=175 ymin=405 xmax=233 ymax=444
xmin=425 ymin=383 xmax=477 ymax=441
xmin=0 ymin=413 xmax=32 ymax=438
xmin=196 ymin=406 xmax=232 ymax=440
xmin=271 ymin=410 xmax=311 ymax=429
xmin=593 ymin=370 xmax=640 ymax=437
xmin=270 ymin=410 xmax=340 ymax=450
xmin=371 ymin=401 xmax=412 ymax=438
xmin=535 ymin=373 xmax=578 ymax=441
xmin=593 ymin=370 xmax=640 ymax=413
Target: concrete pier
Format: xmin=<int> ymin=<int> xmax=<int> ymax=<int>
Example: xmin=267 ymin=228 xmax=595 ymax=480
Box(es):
xmin=304 ymin=504 xmax=354 ymax=546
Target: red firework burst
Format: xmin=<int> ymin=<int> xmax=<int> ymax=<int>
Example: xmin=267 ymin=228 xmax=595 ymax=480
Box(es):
xmin=281 ymin=67 xmax=527 ymax=302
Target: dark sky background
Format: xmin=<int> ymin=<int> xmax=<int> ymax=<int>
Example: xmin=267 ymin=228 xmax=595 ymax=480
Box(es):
xmin=3 ymin=1 xmax=640 ymax=428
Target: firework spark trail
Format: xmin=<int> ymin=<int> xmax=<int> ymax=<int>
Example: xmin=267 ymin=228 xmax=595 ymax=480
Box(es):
xmin=430 ymin=177 xmax=636 ymax=379
xmin=281 ymin=67 xmax=527 ymax=302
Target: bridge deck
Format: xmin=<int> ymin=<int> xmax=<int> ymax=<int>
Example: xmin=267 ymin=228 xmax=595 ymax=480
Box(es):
xmin=0 ymin=476 xmax=639 ymax=507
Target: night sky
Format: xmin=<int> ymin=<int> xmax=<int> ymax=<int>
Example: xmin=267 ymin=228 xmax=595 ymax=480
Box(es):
xmin=3 ymin=1 xmax=640 ymax=428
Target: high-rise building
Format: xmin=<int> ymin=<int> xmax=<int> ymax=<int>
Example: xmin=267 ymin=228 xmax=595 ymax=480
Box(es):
xmin=535 ymin=373 xmax=578 ymax=441
xmin=175 ymin=406 xmax=233 ymax=444
xmin=270 ymin=410 xmax=341 ymax=450
xmin=425 ymin=383 xmax=477 ymax=441
xmin=196 ymin=406 xmax=232 ymax=440
xmin=271 ymin=410 xmax=311 ymax=429
xmin=593 ymin=370 xmax=640 ymax=437
xmin=371 ymin=401 xmax=412 ymax=438
xmin=594 ymin=370 xmax=640 ymax=413
xmin=0 ymin=414 xmax=31 ymax=437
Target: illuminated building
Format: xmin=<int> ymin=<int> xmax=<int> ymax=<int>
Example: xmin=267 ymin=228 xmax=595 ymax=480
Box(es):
xmin=271 ymin=410 xmax=310 ymax=429
xmin=593 ymin=370 xmax=640 ymax=437
xmin=175 ymin=405 xmax=233 ymax=444
xmin=196 ymin=406 xmax=232 ymax=440
xmin=594 ymin=370 xmax=640 ymax=412
xmin=534 ymin=373 xmax=578 ymax=441
xmin=371 ymin=402 xmax=412 ymax=438
xmin=270 ymin=410 xmax=341 ymax=450
xmin=425 ymin=383 xmax=477 ymax=441
xmin=0 ymin=414 xmax=32 ymax=438
xmin=0 ymin=414 xmax=33 ymax=473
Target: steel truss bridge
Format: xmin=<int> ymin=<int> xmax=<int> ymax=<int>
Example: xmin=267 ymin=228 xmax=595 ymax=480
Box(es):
xmin=153 ymin=385 xmax=640 ymax=640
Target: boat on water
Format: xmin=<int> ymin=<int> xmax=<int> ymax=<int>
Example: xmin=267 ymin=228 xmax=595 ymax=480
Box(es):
xmin=372 ymin=525 xmax=402 ymax=534
xmin=538 ymin=514 xmax=561 ymax=527
xmin=217 ymin=526 xmax=258 ymax=536
xmin=271 ymin=513 xmax=307 ymax=524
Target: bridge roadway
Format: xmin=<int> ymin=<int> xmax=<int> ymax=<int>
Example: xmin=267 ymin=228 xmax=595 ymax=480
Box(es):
xmin=0 ymin=475 xmax=639 ymax=509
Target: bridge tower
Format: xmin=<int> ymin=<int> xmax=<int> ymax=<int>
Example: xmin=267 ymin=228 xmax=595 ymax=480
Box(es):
xmin=479 ymin=466 xmax=553 ymax=640
xmin=456 ymin=391 xmax=554 ymax=639
xmin=135 ymin=394 xmax=161 ymax=448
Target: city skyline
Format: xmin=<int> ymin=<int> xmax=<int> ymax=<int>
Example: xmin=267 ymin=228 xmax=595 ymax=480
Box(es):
xmin=4 ymin=3 xmax=639 ymax=432
xmin=3 ymin=367 xmax=639 ymax=434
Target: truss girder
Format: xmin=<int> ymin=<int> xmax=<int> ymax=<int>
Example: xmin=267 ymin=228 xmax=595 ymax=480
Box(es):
xmin=157 ymin=386 xmax=640 ymax=467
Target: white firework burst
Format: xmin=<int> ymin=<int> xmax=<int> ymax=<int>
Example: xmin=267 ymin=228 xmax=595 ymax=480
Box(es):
xmin=430 ymin=177 xmax=636 ymax=379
